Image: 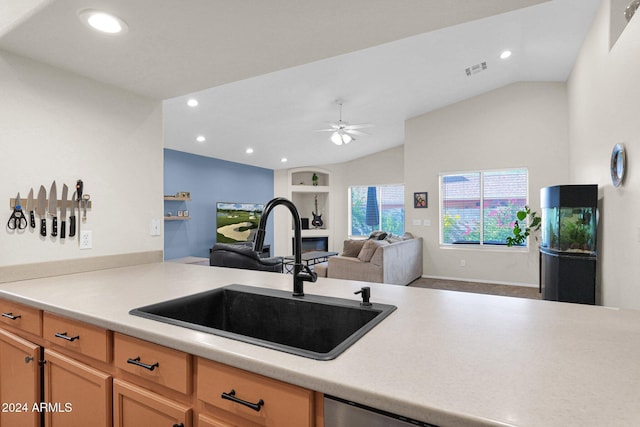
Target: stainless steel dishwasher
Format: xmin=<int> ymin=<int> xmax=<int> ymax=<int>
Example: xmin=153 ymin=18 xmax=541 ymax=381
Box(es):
xmin=324 ymin=395 xmax=437 ymax=427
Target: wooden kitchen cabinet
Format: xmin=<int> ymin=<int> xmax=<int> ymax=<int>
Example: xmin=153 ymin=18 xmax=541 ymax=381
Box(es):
xmin=197 ymin=358 xmax=315 ymax=427
xmin=0 ymin=329 xmax=42 ymax=427
xmin=43 ymin=349 xmax=112 ymax=427
xmin=198 ymin=413 xmax=234 ymax=427
xmin=0 ymin=298 xmax=42 ymax=337
xmin=114 ymin=332 xmax=192 ymax=395
xmin=43 ymin=312 xmax=112 ymax=363
xmin=113 ymin=379 xmax=192 ymax=427
xmin=0 ymin=300 xmax=320 ymax=427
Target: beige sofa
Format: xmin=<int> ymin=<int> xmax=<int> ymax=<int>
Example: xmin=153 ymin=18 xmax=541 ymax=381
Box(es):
xmin=316 ymin=235 xmax=423 ymax=286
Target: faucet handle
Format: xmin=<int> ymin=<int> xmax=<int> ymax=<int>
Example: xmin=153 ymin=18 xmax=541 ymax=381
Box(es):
xmin=354 ymin=287 xmax=372 ymax=306
xmin=296 ymin=265 xmax=317 ymax=283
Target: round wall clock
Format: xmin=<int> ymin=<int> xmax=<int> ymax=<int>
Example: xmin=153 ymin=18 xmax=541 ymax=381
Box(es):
xmin=611 ymin=143 xmax=626 ymax=187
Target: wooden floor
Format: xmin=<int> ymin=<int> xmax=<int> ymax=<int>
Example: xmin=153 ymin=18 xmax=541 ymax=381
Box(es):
xmin=410 ymin=277 xmax=541 ymax=300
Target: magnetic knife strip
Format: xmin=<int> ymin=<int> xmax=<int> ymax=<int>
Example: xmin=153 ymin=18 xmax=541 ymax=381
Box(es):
xmin=9 ymin=198 xmax=93 ymax=209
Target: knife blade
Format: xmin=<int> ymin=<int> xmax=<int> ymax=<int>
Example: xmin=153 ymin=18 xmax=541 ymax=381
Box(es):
xmin=26 ymin=188 xmax=35 ymax=229
xmin=69 ymin=191 xmax=77 ymax=238
xmin=36 ymin=185 xmax=47 ymax=236
xmin=60 ymin=184 xmax=68 ymax=239
xmin=49 ymin=181 xmax=58 ymax=237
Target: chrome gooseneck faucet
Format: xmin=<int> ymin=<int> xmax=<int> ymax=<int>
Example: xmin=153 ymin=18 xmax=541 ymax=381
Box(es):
xmin=254 ymin=197 xmax=317 ymax=296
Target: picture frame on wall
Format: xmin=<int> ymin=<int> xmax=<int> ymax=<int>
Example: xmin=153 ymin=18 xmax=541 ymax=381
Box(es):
xmin=414 ymin=192 xmax=428 ymax=208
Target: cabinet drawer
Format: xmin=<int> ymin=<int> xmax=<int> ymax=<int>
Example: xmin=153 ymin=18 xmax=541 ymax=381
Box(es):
xmin=0 ymin=298 xmax=42 ymax=336
xmin=43 ymin=312 xmax=111 ymax=363
xmin=197 ymin=358 xmax=314 ymax=427
xmin=114 ymin=333 xmax=192 ymax=395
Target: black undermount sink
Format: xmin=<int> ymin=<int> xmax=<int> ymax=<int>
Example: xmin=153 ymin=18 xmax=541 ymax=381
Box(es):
xmin=129 ymin=284 xmax=396 ymax=360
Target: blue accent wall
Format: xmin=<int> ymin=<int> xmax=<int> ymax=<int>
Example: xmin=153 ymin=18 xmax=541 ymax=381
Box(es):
xmin=163 ymin=149 xmax=274 ymax=260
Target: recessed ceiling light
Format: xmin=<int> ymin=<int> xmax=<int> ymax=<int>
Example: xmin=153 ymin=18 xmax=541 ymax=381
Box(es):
xmin=281 ymin=157 xmax=288 ymax=163
xmin=196 ymin=135 xmax=206 ymax=143
xmin=500 ymin=50 xmax=512 ymax=59
xmin=78 ymin=9 xmax=128 ymax=34
xmin=245 ymin=148 xmax=254 ymax=154
xmin=187 ymin=99 xmax=199 ymax=107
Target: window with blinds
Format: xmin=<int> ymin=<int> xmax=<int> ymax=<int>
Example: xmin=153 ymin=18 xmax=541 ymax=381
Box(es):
xmin=349 ymin=185 xmax=405 ymax=237
xmin=440 ymin=169 xmax=528 ymax=246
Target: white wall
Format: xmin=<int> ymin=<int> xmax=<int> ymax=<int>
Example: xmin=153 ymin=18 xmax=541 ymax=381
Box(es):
xmin=404 ymin=82 xmax=570 ymax=286
xmin=568 ymin=0 xmax=640 ymax=309
xmin=0 ymin=51 xmax=163 ymax=268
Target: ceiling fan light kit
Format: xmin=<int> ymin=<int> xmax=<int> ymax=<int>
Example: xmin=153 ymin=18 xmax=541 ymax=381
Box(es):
xmin=316 ymin=100 xmax=372 ymax=146
xmin=331 ymin=130 xmax=352 ymax=145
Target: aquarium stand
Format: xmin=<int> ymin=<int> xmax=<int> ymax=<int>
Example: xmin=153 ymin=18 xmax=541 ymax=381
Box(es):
xmin=540 ymin=185 xmax=598 ymax=305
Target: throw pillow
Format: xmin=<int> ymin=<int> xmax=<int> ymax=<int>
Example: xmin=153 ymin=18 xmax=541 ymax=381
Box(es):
xmin=342 ymin=239 xmax=366 ymax=257
xmin=357 ymin=239 xmax=388 ymax=262
xmin=385 ymin=233 xmax=402 ymax=243
xmin=368 ymin=230 xmax=388 ymax=240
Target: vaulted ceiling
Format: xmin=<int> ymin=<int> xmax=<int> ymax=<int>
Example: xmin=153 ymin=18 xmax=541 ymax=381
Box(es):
xmin=1 ymin=0 xmax=600 ymax=169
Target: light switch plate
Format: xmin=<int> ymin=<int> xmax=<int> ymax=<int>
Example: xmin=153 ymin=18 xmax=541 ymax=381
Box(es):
xmin=150 ymin=219 xmax=161 ymax=236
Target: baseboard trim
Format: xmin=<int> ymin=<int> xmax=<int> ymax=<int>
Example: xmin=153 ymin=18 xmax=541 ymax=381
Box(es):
xmin=0 ymin=251 xmax=163 ymax=284
xmin=421 ymin=274 xmax=538 ymax=289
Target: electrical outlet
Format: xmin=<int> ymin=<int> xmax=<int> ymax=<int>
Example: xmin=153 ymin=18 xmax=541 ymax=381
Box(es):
xmin=80 ymin=230 xmax=93 ymax=249
xmin=460 ymin=259 xmax=466 ymax=267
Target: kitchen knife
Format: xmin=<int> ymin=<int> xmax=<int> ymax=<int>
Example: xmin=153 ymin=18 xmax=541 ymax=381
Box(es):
xmin=69 ymin=191 xmax=77 ymax=238
xmin=26 ymin=188 xmax=35 ymax=229
xmin=60 ymin=184 xmax=68 ymax=239
xmin=49 ymin=181 xmax=57 ymax=237
xmin=36 ymin=185 xmax=47 ymax=236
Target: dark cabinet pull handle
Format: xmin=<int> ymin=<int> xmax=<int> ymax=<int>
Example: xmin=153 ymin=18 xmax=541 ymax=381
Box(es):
xmin=172 ymin=424 xmax=184 ymax=427
xmin=221 ymin=389 xmax=264 ymax=412
xmin=2 ymin=312 xmax=21 ymax=320
xmin=127 ymin=356 xmax=159 ymax=371
xmin=54 ymin=332 xmax=80 ymax=342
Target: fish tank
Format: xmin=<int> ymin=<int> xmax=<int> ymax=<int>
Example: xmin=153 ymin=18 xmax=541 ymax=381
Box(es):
xmin=540 ymin=185 xmax=597 ymax=256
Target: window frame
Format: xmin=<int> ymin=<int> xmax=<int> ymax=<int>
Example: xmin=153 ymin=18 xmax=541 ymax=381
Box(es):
xmin=347 ymin=183 xmax=405 ymax=238
xmin=438 ymin=168 xmax=530 ymax=250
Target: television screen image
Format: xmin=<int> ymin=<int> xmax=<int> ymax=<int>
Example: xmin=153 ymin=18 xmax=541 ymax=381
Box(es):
xmin=216 ymin=202 xmax=264 ymax=243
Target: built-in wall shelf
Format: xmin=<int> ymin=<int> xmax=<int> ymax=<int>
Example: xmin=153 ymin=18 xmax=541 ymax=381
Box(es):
xmin=164 ymin=192 xmax=191 ymax=221
xmin=290 ymin=185 xmax=330 ymax=193
xmin=164 ymin=196 xmax=191 ymax=201
xmin=287 ymin=168 xmax=332 ymax=252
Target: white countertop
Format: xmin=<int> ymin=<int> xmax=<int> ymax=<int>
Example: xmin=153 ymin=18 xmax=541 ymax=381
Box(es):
xmin=1 ymin=262 xmax=639 ymax=427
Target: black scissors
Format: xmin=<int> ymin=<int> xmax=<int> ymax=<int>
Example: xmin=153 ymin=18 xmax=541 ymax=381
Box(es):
xmin=8 ymin=193 xmax=28 ymax=230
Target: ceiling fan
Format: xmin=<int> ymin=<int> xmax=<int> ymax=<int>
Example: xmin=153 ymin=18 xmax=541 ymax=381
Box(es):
xmin=315 ymin=100 xmax=372 ymax=145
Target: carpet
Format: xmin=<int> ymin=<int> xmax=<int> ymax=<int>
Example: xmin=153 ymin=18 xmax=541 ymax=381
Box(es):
xmin=410 ymin=277 xmax=541 ymax=300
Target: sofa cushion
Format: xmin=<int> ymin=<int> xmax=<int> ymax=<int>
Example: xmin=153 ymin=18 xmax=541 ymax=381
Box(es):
xmin=342 ymin=239 xmax=366 ymax=257
xmin=357 ymin=239 xmax=388 ymax=262
xmin=314 ymin=262 xmax=328 ymax=277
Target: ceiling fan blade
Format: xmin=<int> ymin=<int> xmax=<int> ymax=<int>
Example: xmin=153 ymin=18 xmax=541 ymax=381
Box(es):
xmin=314 ymin=128 xmax=337 ymax=132
xmin=346 ymin=129 xmax=369 ymax=137
xmin=346 ymin=123 xmax=373 ymax=130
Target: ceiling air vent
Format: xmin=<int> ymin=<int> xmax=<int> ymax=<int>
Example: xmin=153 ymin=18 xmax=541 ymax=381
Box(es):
xmin=465 ymin=62 xmax=487 ymax=76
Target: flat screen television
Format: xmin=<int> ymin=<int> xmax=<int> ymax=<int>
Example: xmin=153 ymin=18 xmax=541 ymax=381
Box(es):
xmin=216 ymin=202 xmax=264 ymax=244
